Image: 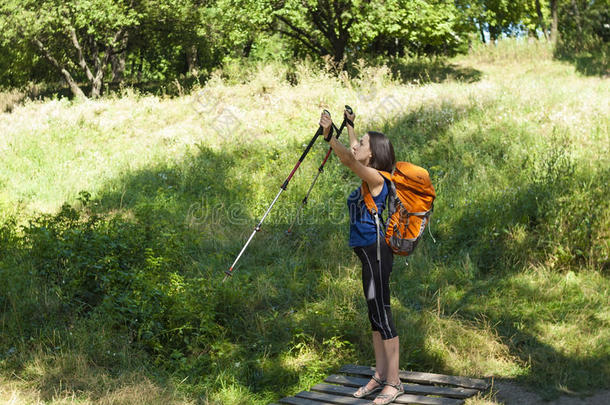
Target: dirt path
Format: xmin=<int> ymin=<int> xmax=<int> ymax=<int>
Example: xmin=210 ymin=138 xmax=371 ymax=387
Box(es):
xmin=492 ymin=381 xmax=610 ymax=404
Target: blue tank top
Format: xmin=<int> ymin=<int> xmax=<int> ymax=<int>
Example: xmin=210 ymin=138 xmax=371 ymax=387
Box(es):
xmin=347 ymin=179 xmax=389 ymax=247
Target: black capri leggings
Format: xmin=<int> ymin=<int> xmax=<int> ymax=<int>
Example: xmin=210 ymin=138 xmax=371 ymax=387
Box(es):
xmin=353 ymin=240 xmax=397 ymax=340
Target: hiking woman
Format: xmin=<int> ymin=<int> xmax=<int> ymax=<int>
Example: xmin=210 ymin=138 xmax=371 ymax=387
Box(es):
xmin=320 ymin=110 xmax=404 ymax=405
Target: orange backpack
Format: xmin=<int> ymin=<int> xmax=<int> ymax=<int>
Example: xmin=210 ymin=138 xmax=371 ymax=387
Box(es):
xmin=362 ymin=162 xmax=436 ymax=260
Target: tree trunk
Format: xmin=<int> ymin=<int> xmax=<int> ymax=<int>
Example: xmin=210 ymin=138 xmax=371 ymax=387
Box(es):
xmin=32 ymin=37 xmax=86 ymax=99
xmin=535 ymin=0 xmax=548 ymax=40
xmin=111 ymin=52 xmax=126 ymax=83
xmin=309 ymin=5 xmax=344 ymax=62
xmin=91 ymin=74 xmax=103 ymax=98
xmin=275 ymin=15 xmax=327 ymax=56
xmin=331 ymin=37 xmax=346 ymax=63
xmin=69 ymin=28 xmax=97 ymax=92
xmin=479 ymin=21 xmax=486 ymax=43
xmin=111 ymin=32 xmax=128 ymax=83
xmin=489 ymin=25 xmax=499 ymax=43
xmin=64 ymin=74 xmax=86 ymax=98
xmin=90 ymin=40 xmax=103 ymax=98
xmin=137 ymin=52 xmax=143 ymax=83
xmin=550 ymin=0 xmax=559 ymax=45
xmin=69 ymin=26 xmax=124 ymax=98
xmin=242 ymin=40 xmax=252 ymax=58
xmin=186 ymin=44 xmax=198 ymax=76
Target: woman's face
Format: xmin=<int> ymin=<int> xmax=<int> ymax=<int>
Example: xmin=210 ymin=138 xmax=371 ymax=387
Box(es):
xmin=352 ymin=133 xmax=373 ymax=166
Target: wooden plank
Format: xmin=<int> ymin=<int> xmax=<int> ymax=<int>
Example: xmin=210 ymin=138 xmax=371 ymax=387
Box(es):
xmin=392 ymin=394 xmax=465 ymax=405
xmin=295 ymin=390 xmax=371 ymax=405
xmin=324 ymin=374 xmax=477 ymax=399
xmin=339 ymin=364 xmax=490 ymax=390
xmin=311 ymin=383 xmax=464 ymax=405
xmin=310 ymin=383 xmax=370 ymax=398
xmin=279 ymin=394 xmax=334 ymax=405
xmin=324 ymin=374 xmax=475 ymax=399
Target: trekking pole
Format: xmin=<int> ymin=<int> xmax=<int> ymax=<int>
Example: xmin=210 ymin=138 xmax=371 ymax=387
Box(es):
xmin=223 ymin=110 xmax=332 ymax=282
xmin=285 ymin=105 xmax=353 ymax=235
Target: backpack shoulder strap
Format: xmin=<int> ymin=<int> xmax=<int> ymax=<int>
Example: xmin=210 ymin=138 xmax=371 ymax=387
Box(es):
xmin=378 ymin=170 xmax=392 ymax=182
xmin=361 ymin=180 xmax=383 ymax=262
xmin=361 ymin=170 xmax=393 ymax=214
xmin=361 ymin=181 xmax=377 ymax=214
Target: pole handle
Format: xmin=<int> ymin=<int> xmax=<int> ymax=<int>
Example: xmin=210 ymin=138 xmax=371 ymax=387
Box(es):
xmin=333 ymin=105 xmax=354 ymax=137
xmin=343 ymin=105 xmax=354 ymax=129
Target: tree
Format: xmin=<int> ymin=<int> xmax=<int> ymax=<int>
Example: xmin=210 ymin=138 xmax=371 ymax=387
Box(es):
xmin=0 ymin=0 xmax=221 ymax=97
xmin=555 ymin=0 xmax=609 ymax=56
xmin=367 ymin=0 xmax=470 ymax=57
xmin=0 ymin=0 xmax=139 ymax=98
xmin=129 ymin=0 xmax=220 ymax=81
xmin=223 ymin=0 xmax=469 ymax=62
xmin=0 ymin=0 xmax=142 ymax=98
xmin=461 ymin=0 xmax=554 ymax=43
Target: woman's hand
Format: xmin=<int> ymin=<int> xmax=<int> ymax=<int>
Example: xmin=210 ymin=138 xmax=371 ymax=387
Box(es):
xmin=319 ymin=111 xmax=332 ymax=139
xmin=344 ymin=108 xmax=355 ymax=128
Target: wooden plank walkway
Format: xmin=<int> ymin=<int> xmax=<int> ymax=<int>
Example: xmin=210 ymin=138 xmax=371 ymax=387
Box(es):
xmin=271 ymin=364 xmax=490 ymax=405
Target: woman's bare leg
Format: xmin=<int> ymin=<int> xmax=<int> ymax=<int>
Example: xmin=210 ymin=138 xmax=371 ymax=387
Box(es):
xmin=355 ymin=331 xmax=386 ymax=396
xmin=372 ymin=331 xmax=387 ymax=379
xmin=374 ymin=336 xmax=401 ymax=404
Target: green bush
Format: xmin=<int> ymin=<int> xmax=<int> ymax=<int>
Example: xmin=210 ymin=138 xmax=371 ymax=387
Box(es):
xmin=6 ymin=192 xmax=218 ymax=361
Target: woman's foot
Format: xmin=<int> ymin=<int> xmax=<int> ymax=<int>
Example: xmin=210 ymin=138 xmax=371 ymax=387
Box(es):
xmin=373 ymin=379 xmax=404 ymax=404
xmin=352 ymin=374 xmax=385 ymax=398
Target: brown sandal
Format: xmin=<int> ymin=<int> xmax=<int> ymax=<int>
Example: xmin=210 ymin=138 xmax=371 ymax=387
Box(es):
xmin=353 ymin=375 xmax=385 ymax=398
xmin=373 ymin=380 xmax=404 ymax=404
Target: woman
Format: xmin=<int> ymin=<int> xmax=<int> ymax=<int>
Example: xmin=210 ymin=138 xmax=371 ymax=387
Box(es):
xmin=320 ymin=110 xmax=404 ymax=405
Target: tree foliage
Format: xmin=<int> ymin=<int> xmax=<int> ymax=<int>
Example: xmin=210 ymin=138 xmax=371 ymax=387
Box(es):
xmin=0 ymin=0 xmax=219 ymax=97
xmin=221 ymin=0 xmax=470 ymax=62
xmin=0 ymin=0 xmax=607 ymax=93
xmin=556 ymin=0 xmax=609 ymax=53
xmin=0 ymin=0 xmax=140 ymax=97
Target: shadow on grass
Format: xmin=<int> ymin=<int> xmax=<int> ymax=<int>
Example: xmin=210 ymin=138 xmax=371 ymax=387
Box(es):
xmin=553 ymin=35 xmax=609 ymax=77
xmin=386 ymin=58 xmax=483 ymax=84
xmin=6 ymin=76 xmax=206 ymax=108
xmin=555 ymin=51 xmax=609 ymax=77
xmin=343 ymin=56 xmax=483 ymax=85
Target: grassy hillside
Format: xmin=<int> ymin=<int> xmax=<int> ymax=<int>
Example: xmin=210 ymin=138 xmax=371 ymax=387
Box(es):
xmin=0 ymin=39 xmax=608 ymax=404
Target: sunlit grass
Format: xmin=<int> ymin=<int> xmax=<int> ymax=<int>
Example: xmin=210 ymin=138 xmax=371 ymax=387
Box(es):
xmin=0 ymin=352 xmax=193 ymax=405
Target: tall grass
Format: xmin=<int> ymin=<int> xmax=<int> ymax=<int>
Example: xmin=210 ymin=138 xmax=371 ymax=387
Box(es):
xmin=0 ymin=38 xmax=608 ymax=403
